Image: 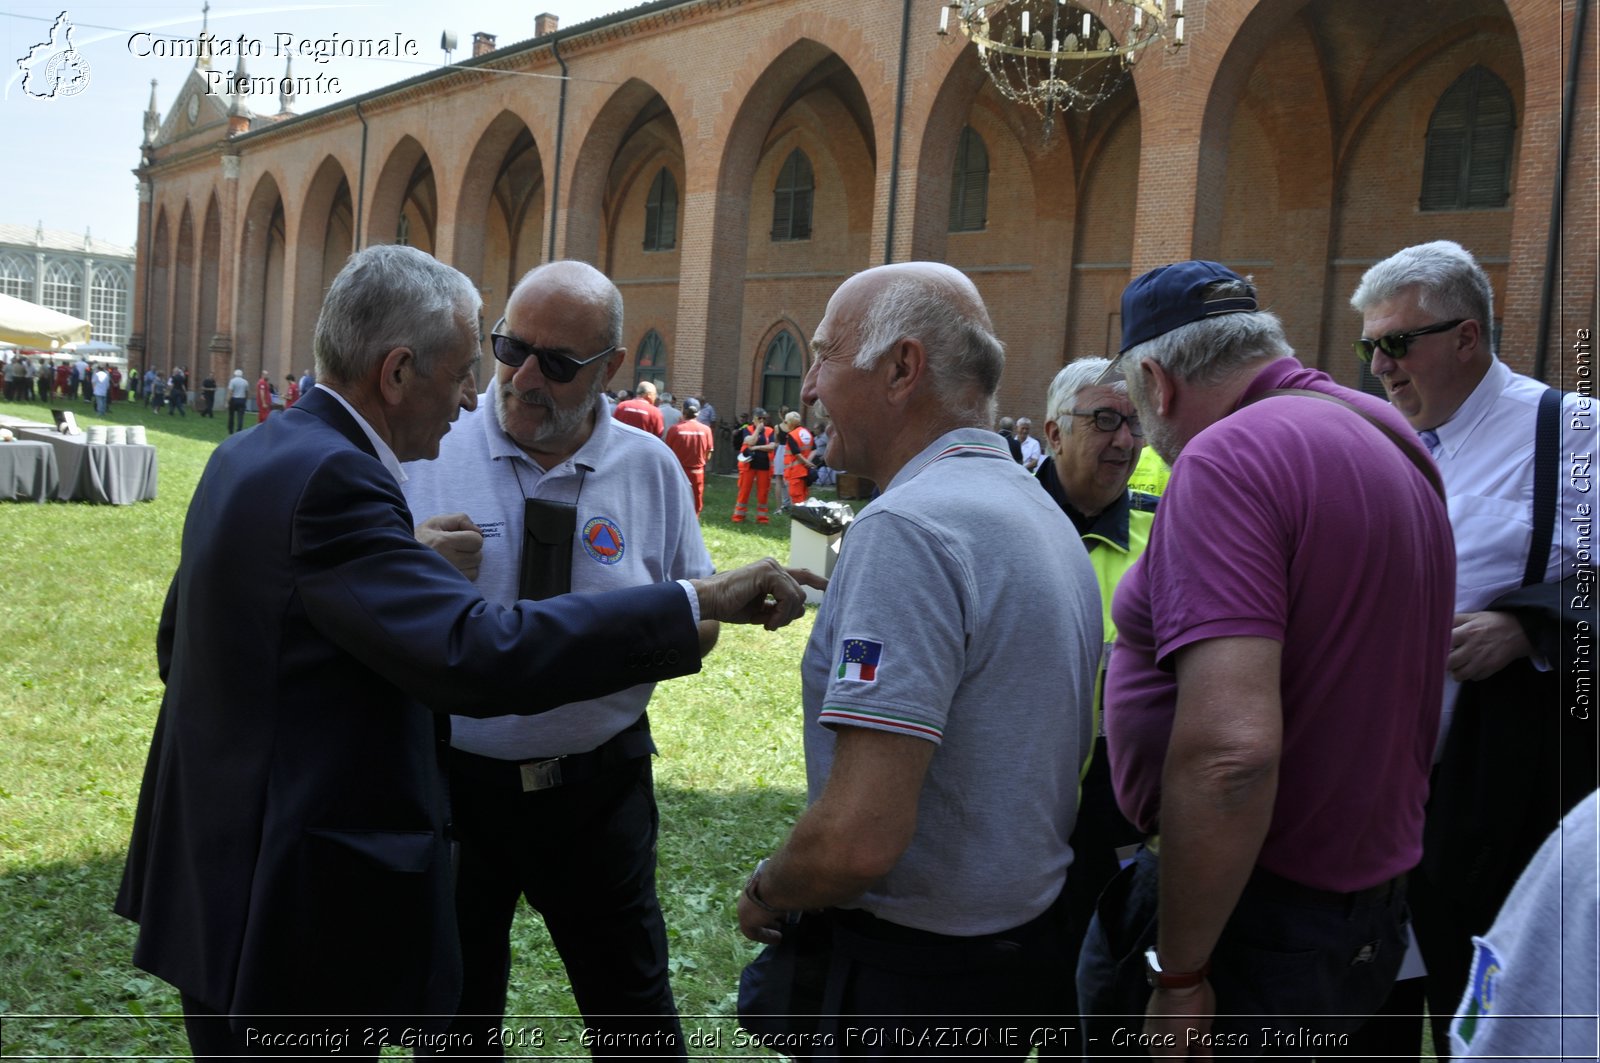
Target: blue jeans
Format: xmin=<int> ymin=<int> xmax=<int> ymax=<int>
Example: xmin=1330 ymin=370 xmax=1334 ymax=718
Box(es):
xmin=1077 ymin=847 xmax=1408 ymax=1059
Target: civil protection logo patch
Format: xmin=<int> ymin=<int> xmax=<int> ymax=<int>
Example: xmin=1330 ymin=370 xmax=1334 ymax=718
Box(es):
xmin=581 ymin=516 xmax=625 ymax=565
xmin=1450 ymin=936 xmax=1502 ymax=1047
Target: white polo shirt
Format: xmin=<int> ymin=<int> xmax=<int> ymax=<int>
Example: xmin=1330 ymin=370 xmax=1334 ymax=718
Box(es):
xmin=402 ymin=393 xmax=714 ymax=759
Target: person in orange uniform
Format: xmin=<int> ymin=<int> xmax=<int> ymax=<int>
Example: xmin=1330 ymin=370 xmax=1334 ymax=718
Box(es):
xmin=284 ymin=375 xmax=301 ymax=408
xmin=731 ymin=408 xmax=776 ymax=523
xmin=255 ymin=370 xmax=274 ymax=423
xmin=664 ymin=398 xmax=715 ymax=516
xmin=779 ymin=411 xmax=816 ymax=505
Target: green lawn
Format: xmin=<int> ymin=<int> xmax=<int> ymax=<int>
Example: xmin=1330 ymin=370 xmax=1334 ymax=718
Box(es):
xmin=0 ymin=395 xmax=843 ymax=1058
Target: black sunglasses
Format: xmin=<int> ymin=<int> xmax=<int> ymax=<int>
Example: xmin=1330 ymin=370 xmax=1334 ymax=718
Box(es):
xmin=489 ymin=318 xmax=616 ymax=383
xmin=1071 ymin=407 xmax=1144 ymax=437
xmin=1353 ymin=319 xmax=1465 ymax=364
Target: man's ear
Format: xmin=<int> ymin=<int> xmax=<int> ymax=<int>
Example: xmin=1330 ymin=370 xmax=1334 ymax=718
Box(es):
xmin=600 ymin=347 xmax=627 ymax=388
xmin=377 ymin=346 xmax=416 ymax=405
xmin=1044 ymin=416 xmax=1065 ymax=459
xmin=1140 ymin=357 xmax=1176 ymax=417
xmin=1455 ymin=319 xmax=1483 ymax=362
xmin=882 ymin=338 xmax=927 ymax=406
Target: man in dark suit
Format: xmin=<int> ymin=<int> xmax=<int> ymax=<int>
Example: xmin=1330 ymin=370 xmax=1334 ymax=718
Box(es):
xmin=115 ymin=244 xmax=813 ymax=1058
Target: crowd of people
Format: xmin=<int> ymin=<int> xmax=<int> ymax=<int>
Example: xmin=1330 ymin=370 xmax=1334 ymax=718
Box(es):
xmin=109 ymin=241 xmax=1593 ymax=1061
xmin=2 ymin=353 xmax=127 ymax=410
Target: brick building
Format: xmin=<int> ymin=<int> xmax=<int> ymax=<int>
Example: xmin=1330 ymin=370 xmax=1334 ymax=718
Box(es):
xmin=130 ymin=0 xmax=1596 ymax=430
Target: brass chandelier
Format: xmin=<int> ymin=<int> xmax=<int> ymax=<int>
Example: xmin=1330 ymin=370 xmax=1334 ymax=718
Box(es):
xmin=939 ymin=0 xmax=1185 ymax=136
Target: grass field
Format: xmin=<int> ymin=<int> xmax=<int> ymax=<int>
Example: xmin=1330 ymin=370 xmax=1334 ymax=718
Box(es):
xmin=0 ymin=394 xmax=844 ymax=1058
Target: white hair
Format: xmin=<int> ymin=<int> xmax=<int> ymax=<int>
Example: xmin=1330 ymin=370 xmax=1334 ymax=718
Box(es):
xmin=314 ymin=244 xmax=481 ymax=384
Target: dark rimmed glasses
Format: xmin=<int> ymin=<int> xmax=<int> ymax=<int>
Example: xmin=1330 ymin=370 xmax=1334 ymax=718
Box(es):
xmin=1353 ymin=318 xmax=1465 ymax=364
xmin=489 ymin=317 xmax=616 ymax=383
xmin=1071 ymin=407 xmax=1144 ymax=437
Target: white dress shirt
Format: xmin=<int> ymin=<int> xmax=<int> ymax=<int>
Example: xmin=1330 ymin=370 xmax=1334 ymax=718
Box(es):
xmin=1430 ymin=357 xmax=1589 ymax=749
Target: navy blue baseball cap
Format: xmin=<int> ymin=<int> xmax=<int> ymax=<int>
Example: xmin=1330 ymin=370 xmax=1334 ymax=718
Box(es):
xmin=1119 ymin=260 xmax=1258 ymax=353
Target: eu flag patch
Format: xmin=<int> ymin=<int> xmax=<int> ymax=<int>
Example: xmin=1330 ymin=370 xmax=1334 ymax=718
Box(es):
xmin=837 ymin=638 xmax=882 ymax=682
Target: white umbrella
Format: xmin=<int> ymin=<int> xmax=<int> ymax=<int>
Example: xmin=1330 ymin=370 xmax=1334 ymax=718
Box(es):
xmin=0 ymin=293 xmax=92 ymax=349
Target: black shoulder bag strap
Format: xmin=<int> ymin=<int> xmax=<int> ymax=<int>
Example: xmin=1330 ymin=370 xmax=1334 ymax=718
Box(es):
xmin=1523 ymin=387 xmax=1563 ymax=587
xmin=1246 ymin=388 xmax=1446 ymax=502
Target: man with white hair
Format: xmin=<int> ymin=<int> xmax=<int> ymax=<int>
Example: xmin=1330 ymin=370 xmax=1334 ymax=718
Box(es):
xmin=1014 ymin=415 xmax=1043 ymax=471
xmin=1079 ymin=261 xmax=1455 ymax=1052
xmin=405 ymin=261 xmax=717 ymax=1059
xmin=1034 ymin=357 xmax=1152 ymax=986
xmin=736 ymin=262 xmax=1101 ymax=1051
xmin=116 ymin=244 xmax=812 ymax=1058
xmin=1351 ymin=240 xmax=1592 ymax=1051
xmin=224 ymin=368 xmax=249 ymax=433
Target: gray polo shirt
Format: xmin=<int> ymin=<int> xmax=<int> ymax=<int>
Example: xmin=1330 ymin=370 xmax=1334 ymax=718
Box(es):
xmin=402 ymin=394 xmax=714 ymax=758
xmin=801 ymin=428 xmax=1101 ymax=935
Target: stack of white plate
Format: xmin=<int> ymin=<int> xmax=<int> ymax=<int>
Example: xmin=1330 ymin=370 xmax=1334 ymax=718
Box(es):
xmin=106 ymin=426 xmax=127 ymax=445
xmin=127 ymin=425 xmax=148 ymax=445
xmin=86 ymin=426 xmax=108 ymax=444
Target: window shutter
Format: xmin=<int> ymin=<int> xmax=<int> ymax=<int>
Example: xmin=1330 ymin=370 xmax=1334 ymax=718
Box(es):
xmin=1421 ymin=67 xmax=1515 ymax=211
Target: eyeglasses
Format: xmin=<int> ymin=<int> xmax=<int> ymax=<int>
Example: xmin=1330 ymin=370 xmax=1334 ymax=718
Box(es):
xmin=1353 ymin=319 xmax=1465 ymax=364
xmin=490 ymin=318 xmax=616 ymax=383
xmin=1071 ymin=407 xmax=1144 ymax=437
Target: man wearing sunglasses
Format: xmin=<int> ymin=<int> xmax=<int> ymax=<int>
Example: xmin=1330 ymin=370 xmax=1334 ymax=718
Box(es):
xmin=1078 ymin=260 xmax=1454 ymax=1056
xmin=117 ymin=245 xmax=814 ymax=1059
xmin=1352 ymin=240 xmax=1591 ymax=1055
xmin=404 ymin=259 xmax=724 ymax=1060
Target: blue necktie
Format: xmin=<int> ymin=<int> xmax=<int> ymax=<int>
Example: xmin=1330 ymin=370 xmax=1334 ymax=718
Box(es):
xmin=1418 ymin=428 xmax=1441 ymax=455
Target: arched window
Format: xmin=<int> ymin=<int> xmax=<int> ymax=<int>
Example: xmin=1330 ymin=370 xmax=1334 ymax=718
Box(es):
xmin=643 ymin=168 xmax=677 ymax=251
xmin=634 ymin=329 xmax=667 ymax=391
xmin=949 ymin=126 xmax=989 ymax=232
xmin=0 ymin=252 xmax=33 ymax=301
xmin=771 ymin=149 xmax=814 ymax=242
xmin=761 ymin=330 xmax=804 ymax=412
xmin=90 ymin=266 xmax=129 ymax=345
xmin=1420 ymin=66 xmax=1516 ymax=211
xmin=41 ymin=260 xmax=81 ymax=317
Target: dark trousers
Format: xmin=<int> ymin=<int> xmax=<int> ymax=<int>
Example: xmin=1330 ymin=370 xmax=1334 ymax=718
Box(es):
xmin=1077 ymin=847 xmax=1408 ymax=1060
xmin=180 ymin=992 xmax=380 ymax=1060
xmin=430 ymin=746 xmax=684 ymax=1060
xmin=799 ymin=898 xmax=1075 ymax=1060
xmin=227 ymin=397 xmax=247 ymax=433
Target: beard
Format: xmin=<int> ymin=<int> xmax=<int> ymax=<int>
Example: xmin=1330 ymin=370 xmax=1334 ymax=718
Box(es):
xmin=1124 ymin=370 xmax=1181 ymax=466
xmin=493 ymin=370 xmax=605 ymax=453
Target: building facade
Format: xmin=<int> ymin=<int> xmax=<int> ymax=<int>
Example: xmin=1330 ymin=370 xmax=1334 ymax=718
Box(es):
xmin=130 ymin=0 xmax=1597 ymax=427
xmin=1 ymin=223 xmax=136 ymax=347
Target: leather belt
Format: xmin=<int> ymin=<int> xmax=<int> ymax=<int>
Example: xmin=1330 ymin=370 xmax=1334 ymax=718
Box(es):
xmin=453 ymin=716 xmax=655 ymax=793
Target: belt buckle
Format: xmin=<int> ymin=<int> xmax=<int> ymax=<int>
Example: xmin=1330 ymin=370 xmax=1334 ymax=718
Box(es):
xmin=519 ymin=757 xmax=564 ymax=792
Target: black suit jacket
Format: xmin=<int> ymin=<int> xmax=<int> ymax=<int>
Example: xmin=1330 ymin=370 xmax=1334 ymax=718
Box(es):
xmin=116 ymin=388 xmax=699 ymax=1027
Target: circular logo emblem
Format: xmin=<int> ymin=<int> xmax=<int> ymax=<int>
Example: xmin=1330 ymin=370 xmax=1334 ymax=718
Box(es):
xmin=44 ymin=50 xmax=91 ymax=97
xmin=580 ymin=516 xmax=625 ymax=565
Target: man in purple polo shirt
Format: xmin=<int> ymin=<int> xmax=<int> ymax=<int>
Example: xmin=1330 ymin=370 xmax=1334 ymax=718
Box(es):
xmin=1076 ymin=261 xmax=1456 ymax=1056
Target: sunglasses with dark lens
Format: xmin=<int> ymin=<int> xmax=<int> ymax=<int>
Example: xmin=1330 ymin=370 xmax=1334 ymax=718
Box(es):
xmin=1353 ymin=318 xmax=1465 ymax=364
xmin=1071 ymin=407 xmax=1145 ymax=437
xmin=489 ymin=318 xmax=616 ymax=383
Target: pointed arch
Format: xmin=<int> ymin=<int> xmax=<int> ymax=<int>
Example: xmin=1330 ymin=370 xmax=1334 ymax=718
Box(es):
xmin=452 ymin=111 xmax=545 ymax=311
xmin=197 ymin=193 xmax=222 ymax=376
xmin=292 ymin=156 xmax=356 ymax=362
xmin=366 ymin=135 xmax=435 ymax=252
xmin=148 ymin=207 xmax=172 ymax=368
xmin=235 ymin=172 xmax=287 ymax=380
xmin=173 ymin=203 xmax=197 ymax=369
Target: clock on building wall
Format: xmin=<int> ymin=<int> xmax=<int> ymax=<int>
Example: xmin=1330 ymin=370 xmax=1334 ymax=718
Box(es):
xmin=187 ymin=94 xmax=200 ymax=124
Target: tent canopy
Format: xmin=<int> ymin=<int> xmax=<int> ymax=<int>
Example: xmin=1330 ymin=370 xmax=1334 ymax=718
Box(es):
xmin=0 ymin=293 xmax=92 ymax=349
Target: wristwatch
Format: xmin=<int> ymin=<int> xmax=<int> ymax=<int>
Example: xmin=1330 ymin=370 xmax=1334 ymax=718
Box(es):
xmin=1144 ymin=947 xmax=1210 ymax=989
